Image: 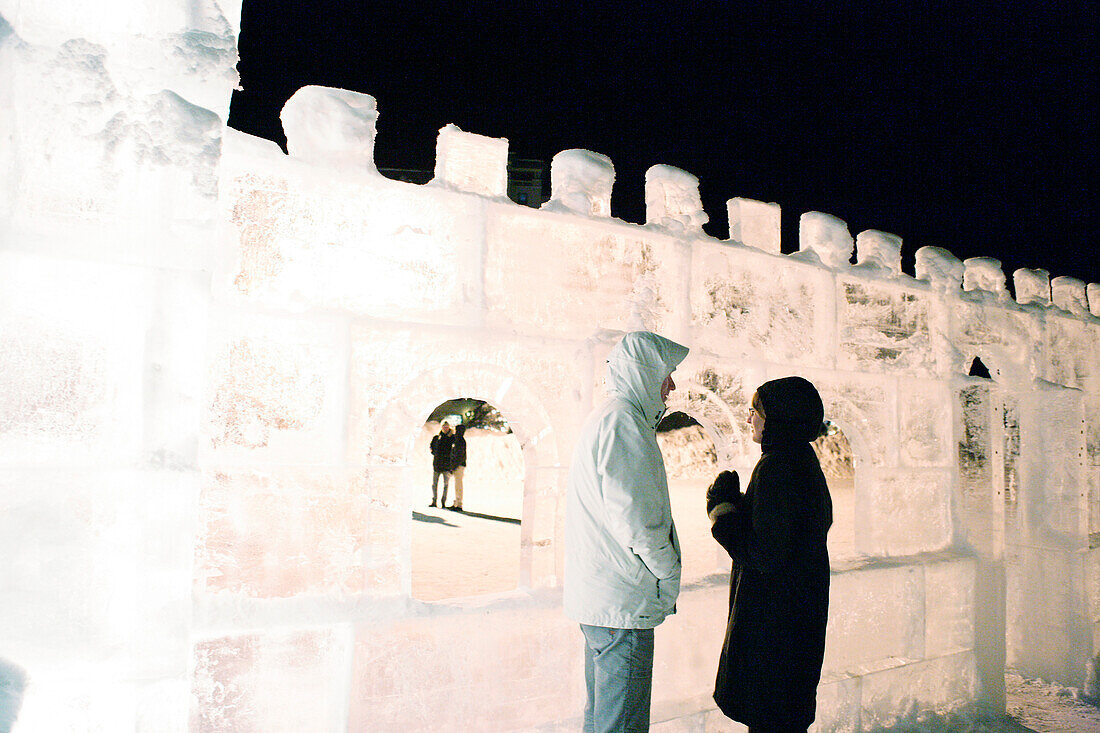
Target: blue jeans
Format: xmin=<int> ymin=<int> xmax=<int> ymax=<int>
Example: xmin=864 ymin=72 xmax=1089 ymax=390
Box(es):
xmin=580 ymin=624 xmax=654 ymax=733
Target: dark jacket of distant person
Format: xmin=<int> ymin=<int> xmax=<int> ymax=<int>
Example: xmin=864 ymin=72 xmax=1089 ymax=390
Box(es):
xmin=709 ymin=376 xmax=832 ymax=731
xmin=452 ymin=425 xmax=467 ymax=468
xmin=430 ymin=427 xmax=456 ymax=473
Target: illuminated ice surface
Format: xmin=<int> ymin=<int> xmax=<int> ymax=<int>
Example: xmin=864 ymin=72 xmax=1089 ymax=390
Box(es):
xmin=2 ymin=2 xmax=1100 ymax=731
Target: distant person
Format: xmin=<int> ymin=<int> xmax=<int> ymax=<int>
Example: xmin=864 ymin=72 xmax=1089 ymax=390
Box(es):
xmin=429 ymin=422 xmax=456 ymax=508
xmin=450 ymin=424 xmax=467 ymax=512
xmin=564 ymin=330 xmax=688 ymax=733
xmin=706 ymin=376 xmax=833 ymax=733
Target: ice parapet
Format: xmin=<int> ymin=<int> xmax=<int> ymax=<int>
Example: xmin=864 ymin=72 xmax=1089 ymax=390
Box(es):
xmin=855 ymin=229 xmax=902 ymax=276
xmin=1013 ymin=268 xmax=1051 ymax=306
xmin=280 ymin=85 xmax=379 ymax=170
xmin=1051 ymin=276 xmax=1088 ymax=316
xmin=1089 ymin=284 xmax=1100 ymax=317
xmin=433 ymin=123 xmax=508 ymax=197
xmin=543 ymin=148 xmax=614 ymax=217
xmin=962 ymin=257 xmax=1007 ymax=297
xmin=644 ymin=164 xmax=707 ymax=233
xmin=797 ymin=211 xmax=853 ymax=268
xmin=914 ymin=246 xmax=964 ymax=293
xmin=727 ymin=197 xmax=780 ymax=253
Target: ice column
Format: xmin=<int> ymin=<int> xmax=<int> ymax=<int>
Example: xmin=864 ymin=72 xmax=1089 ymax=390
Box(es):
xmin=727 ymin=197 xmax=780 ymax=253
xmin=797 ymin=211 xmax=853 ymax=268
xmin=855 ymin=229 xmax=903 ymax=275
xmin=1050 ymin=276 xmax=1089 ymax=316
xmin=542 ymin=149 xmax=614 ymax=217
xmin=1013 ymin=268 xmax=1051 ymax=306
xmin=433 ymin=123 xmax=509 ymax=197
xmin=281 ymin=85 xmax=379 ymax=170
xmin=644 ymin=164 xmax=708 ymax=232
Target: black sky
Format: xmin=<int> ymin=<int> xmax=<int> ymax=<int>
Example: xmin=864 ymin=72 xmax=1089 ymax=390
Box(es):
xmin=228 ymin=2 xmax=1098 ymax=288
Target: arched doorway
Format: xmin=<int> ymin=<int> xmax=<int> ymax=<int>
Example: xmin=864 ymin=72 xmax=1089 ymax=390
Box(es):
xmin=656 ymin=410 xmax=722 ymax=578
xmin=812 ymin=423 xmax=858 ymax=561
xmin=412 ymin=398 xmax=524 ymax=601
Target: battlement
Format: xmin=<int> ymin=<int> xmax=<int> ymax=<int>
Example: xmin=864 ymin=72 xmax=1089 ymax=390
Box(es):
xmin=278 ymin=85 xmax=1100 ymax=319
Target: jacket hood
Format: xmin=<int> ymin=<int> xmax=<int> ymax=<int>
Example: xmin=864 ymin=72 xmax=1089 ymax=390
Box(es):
xmin=757 ymin=376 xmax=824 ymax=450
xmin=606 ymin=331 xmax=689 ymax=428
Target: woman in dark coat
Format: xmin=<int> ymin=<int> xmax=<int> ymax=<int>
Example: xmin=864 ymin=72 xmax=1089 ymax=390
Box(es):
xmin=706 ymin=376 xmax=832 ymax=732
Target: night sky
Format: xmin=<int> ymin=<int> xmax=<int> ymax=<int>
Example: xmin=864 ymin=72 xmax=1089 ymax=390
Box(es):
xmin=228 ymin=2 xmax=1098 ymax=288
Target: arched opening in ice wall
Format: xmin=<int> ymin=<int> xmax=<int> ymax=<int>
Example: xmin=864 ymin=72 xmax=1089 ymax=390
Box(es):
xmin=412 ymin=399 xmax=524 ymax=602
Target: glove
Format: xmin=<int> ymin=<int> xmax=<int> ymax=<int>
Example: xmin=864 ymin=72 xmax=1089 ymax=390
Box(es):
xmin=706 ymin=470 xmax=741 ymax=515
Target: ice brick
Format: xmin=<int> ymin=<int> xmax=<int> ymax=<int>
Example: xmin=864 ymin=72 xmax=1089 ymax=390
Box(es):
xmin=859 ymin=652 xmax=977 ymax=729
xmin=202 ymin=314 xmax=347 ymax=465
xmin=645 ymin=164 xmax=708 ymax=233
xmin=962 ymin=257 xmax=1007 ymax=297
xmin=281 ymin=85 xmax=378 ymax=170
xmin=691 ymin=244 xmax=833 ymax=364
xmin=1013 ymin=268 xmax=1051 ymax=306
xmin=1051 ymin=275 xmax=1089 ymax=316
xmin=798 ymin=211 xmax=853 ymax=269
xmin=898 ymin=380 xmax=953 ymax=466
xmin=857 ymin=470 xmax=951 ymax=556
xmin=914 ymin=246 xmax=963 ymax=293
xmin=836 ymin=279 xmax=933 ymax=374
xmin=810 ymin=675 xmax=860 ymax=733
xmin=195 ymin=468 xmax=369 ymax=598
xmin=823 ymin=564 xmax=924 ymax=675
xmin=727 ymin=197 xmax=780 ymax=253
xmin=855 ymin=229 xmax=902 ymax=275
xmin=191 ymin=626 xmax=353 ymax=732
xmin=0 ymin=469 xmax=196 ymax=676
xmin=816 ymin=374 xmax=897 ymax=469
xmin=434 ymin=123 xmax=508 ymax=197
xmin=349 ymin=606 xmax=580 ymax=731
xmin=924 ymin=558 xmax=977 ymax=657
xmin=219 ymin=163 xmax=484 ymax=321
xmin=543 ymin=148 xmax=614 ymax=217
xmin=485 ymin=208 xmax=686 ymax=337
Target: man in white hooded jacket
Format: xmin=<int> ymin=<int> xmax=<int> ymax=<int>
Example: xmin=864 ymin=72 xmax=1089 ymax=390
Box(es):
xmin=564 ymin=330 xmax=688 ymax=733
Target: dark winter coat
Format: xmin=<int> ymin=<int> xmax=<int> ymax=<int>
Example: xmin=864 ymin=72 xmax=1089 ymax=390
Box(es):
xmin=711 ymin=376 xmax=833 ymax=731
xmin=452 ymin=425 xmax=467 ymax=467
xmin=430 ymin=432 xmax=456 ymax=473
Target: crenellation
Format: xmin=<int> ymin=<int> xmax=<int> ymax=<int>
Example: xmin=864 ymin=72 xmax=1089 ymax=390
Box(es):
xmin=1013 ymin=268 xmax=1051 ymax=306
xmin=432 ymin=123 xmax=508 ymax=197
xmin=962 ymin=257 xmax=1007 ymax=298
xmin=1089 ymin=283 xmax=1100 ymax=318
xmin=279 ymin=85 xmax=378 ymax=171
xmin=543 ymin=148 xmax=614 ymax=217
xmin=643 ymin=164 xmax=707 ymax=233
xmin=726 ymin=197 xmax=781 ymax=253
xmin=855 ymin=229 xmax=903 ymax=276
xmin=1051 ymin=275 xmax=1089 ymax=317
xmin=914 ymin=246 xmax=964 ymax=293
xmin=796 ymin=211 xmax=854 ymax=269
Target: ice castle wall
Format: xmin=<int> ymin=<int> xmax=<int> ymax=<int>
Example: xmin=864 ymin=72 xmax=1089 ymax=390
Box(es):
xmin=2 ymin=6 xmax=1099 ymax=731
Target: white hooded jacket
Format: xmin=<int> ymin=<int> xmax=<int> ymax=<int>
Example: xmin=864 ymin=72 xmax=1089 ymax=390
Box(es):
xmin=564 ymin=331 xmax=689 ymax=629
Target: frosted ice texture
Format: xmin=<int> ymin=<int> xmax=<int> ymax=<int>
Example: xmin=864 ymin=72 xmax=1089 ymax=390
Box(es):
xmin=914 ymin=246 xmax=964 ymax=293
xmin=1013 ymin=268 xmax=1051 ymax=306
xmin=797 ymin=211 xmax=854 ymax=268
xmin=644 ymin=163 xmax=708 ymax=232
xmin=1089 ymin=283 xmax=1100 ymax=317
xmin=433 ymin=123 xmax=508 ymax=197
xmin=1051 ymin=275 xmax=1089 ymax=316
xmin=543 ymin=148 xmax=613 ymax=217
xmin=962 ymin=256 xmax=1007 ymax=296
xmin=727 ymin=197 xmax=780 ymax=253
xmin=280 ymin=85 xmax=379 ymax=170
xmin=855 ymin=229 xmax=902 ymax=275
xmin=836 ymin=279 xmax=933 ymax=374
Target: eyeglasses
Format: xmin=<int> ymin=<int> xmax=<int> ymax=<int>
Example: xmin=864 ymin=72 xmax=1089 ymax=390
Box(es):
xmin=748 ymin=407 xmax=759 ymax=418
